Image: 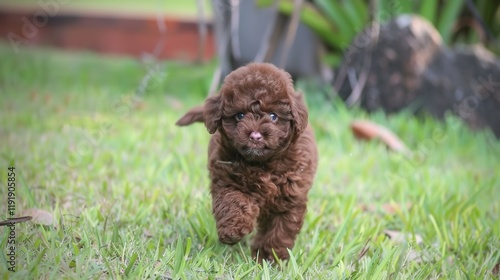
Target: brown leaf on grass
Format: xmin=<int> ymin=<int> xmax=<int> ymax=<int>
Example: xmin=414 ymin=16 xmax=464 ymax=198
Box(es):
xmin=143 ymin=229 xmax=154 ymax=238
xmin=21 ymin=208 xmax=55 ymax=226
xmin=493 ymin=263 xmax=500 ymax=276
xmin=384 ymin=229 xmax=423 ymax=244
xmin=134 ymin=101 xmax=146 ymax=110
xmin=359 ymin=203 xmax=377 ymax=213
xmin=384 ymin=230 xmax=426 ymax=264
xmin=351 ymin=120 xmax=408 ymax=153
xmin=406 ymin=249 xmax=423 ymax=263
xmin=360 ymin=202 xmax=412 ymax=214
xmin=43 ymin=94 xmax=52 ymax=104
xmin=381 ymin=202 xmax=413 ymax=214
xmin=30 ymin=91 xmax=38 ymax=101
xmin=165 ymin=96 xmax=184 ymax=110
xmin=64 ymin=94 xmax=72 ymax=106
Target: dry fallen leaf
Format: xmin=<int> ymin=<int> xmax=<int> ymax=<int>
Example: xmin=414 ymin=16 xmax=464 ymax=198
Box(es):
xmin=165 ymin=96 xmax=184 ymax=110
xmin=384 ymin=229 xmax=423 ymax=244
xmin=30 ymin=91 xmax=38 ymax=101
xmin=134 ymin=101 xmax=147 ymax=110
xmin=360 ymin=202 xmax=412 ymax=214
xmin=143 ymin=229 xmax=154 ymax=238
xmin=43 ymin=94 xmax=52 ymax=104
xmin=385 ymin=230 xmax=427 ymax=264
xmin=359 ymin=204 xmax=377 ymax=213
xmin=21 ymin=208 xmax=55 ymax=226
xmin=381 ymin=202 xmax=413 ymax=214
xmin=493 ymin=263 xmax=500 ymax=276
xmin=351 ymin=120 xmax=408 ymax=153
xmin=406 ymin=249 xmax=422 ymax=263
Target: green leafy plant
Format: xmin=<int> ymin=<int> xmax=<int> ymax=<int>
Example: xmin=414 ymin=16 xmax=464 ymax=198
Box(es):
xmin=257 ymin=0 xmax=500 ymax=66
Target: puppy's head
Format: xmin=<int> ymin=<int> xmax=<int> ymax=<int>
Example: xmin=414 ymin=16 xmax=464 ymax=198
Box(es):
xmin=204 ymin=63 xmax=308 ymax=162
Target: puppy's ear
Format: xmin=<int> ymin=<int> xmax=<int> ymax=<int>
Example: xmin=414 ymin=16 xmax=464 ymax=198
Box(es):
xmin=204 ymin=94 xmax=222 ymax=134
xmin=291 ymin=91 xmax=308 ymax=135
xmin=175 ymin=105 xmax=204 ymax=126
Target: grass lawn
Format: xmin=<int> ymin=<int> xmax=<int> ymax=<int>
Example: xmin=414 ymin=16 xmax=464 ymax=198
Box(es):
xmin=0 ymin=0 xmax=211 ymax=18
xmin=0 ymin=44 xmax=499 ymax=279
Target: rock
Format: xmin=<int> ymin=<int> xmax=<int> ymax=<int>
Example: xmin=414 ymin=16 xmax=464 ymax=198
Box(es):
xmin=339 ymin=15 xmax=500 ymax=138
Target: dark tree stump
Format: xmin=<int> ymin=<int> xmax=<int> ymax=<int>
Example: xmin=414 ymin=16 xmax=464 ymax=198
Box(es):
xmin=339 ymin=15 xmax=500 ymax=138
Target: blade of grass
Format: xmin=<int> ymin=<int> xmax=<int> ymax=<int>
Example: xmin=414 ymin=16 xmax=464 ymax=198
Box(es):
xmin=313 ymin=0 xmax=355 ymax=43
xmin=419 ymin=0 xmax=438 ymax=25
xmin=286 ymin=249 xmax=303 ymax=279
xmin=353 ymin=0 xmax=369 ymax=24
xmin=261 ymin=260 xmax=271 ymax=280
xmin=28 ymin=248 xmax=47 ymax=273
xmin=343 ymin=0 xmax=368 ymax=30
xmin=277 ymin=0 xmax=343 ymax=48
xmin=173 ymin=237 xmax=192 ymax=277
xmin=124 ymin=252 xmax=138 ymax=276
xmin=437 ymin=0 xmax=466 ymax=44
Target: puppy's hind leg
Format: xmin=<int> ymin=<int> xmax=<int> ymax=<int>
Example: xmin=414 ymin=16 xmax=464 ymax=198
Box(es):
xmin=251 ymin=205 xmax=307 ymax=262
xmin=211 ymin=188 xmax=260 ymax=245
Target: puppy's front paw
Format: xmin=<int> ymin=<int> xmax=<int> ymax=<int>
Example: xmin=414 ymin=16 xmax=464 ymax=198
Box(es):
xmin=213 ymin=191 xmax=259 ymax=245
xmin=218 ymin=220 xmax=253 ymax=245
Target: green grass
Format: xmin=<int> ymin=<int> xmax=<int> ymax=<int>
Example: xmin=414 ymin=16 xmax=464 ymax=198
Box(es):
xmin=0 ymin=44 xmax=499 ymax=279
xmin=0 ymin=0 xmax=211 ymax=18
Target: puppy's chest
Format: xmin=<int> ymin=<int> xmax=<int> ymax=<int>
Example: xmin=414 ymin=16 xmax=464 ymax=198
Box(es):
xmin=227 ymin=162 xmax=305 ymax=200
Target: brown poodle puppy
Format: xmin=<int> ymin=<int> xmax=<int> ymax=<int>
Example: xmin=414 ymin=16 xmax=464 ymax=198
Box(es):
xmin=176 ymin=63 xmax=318 ymax=262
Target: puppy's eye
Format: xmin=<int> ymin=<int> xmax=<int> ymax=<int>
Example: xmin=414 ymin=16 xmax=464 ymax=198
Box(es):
xmin=269 ymin=113 xmax=278 ymax=122
xmin=236 ymin=112 xmax=245 ymax=120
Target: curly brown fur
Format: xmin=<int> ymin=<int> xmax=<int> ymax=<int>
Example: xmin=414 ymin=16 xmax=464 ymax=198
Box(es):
xmin=176 ymin=63 xmax=318 ymax=262
xmin=175 ymin=105 xmax=204 ymax=126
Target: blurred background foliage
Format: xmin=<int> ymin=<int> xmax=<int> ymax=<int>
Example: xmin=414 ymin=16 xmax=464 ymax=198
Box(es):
xmin=2 ymin=0 xmax=497 ymax=67
xmin=0 ymin=0 xmax=211 ymax=17
xmin=257 ymin=0 xmax=500 ymax=67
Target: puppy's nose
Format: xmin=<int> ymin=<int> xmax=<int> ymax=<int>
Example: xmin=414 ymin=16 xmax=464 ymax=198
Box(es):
xmin=249 ymin=131 xmax=263 ymax=142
